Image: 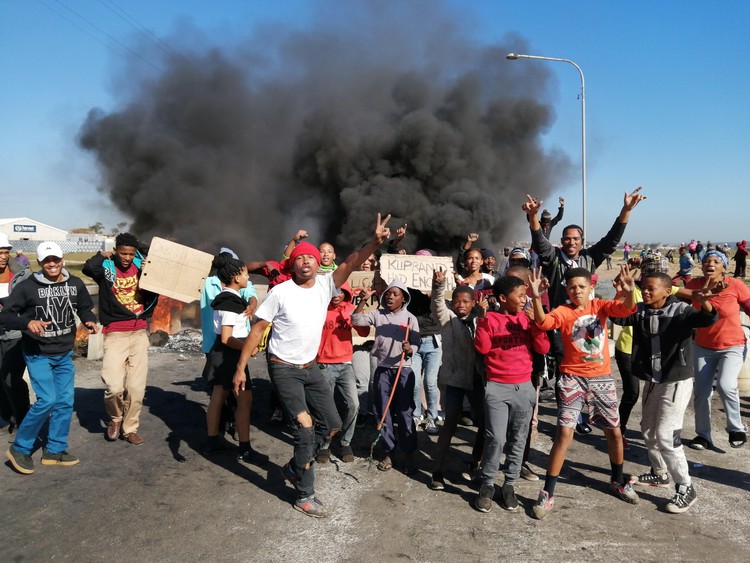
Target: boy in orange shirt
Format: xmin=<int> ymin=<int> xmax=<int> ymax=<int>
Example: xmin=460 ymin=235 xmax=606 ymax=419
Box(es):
xmin=528 ymin=265 xmax=638 ymax=519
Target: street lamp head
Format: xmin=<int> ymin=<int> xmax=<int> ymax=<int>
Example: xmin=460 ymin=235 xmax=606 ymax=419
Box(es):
xmin=506 ymin=53 xmax=519 ymax=60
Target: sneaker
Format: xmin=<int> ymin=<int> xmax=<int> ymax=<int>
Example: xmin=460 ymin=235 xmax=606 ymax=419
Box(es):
xmin=575 ymin=422 xmax=592 ymax=435
xmin=315 ymin=448 xmax=331 ymax=464
xmin=270 ymin=408 xmax=284 ymax=424
xmin=281 ymin=462 xmax=299 ymax=487
xmin=521 ymin=463 xmax=540 ymax=481
xmin=665 ymin=484 xmax=698 ymax=514
xmin=339 ymin=445 xmax=355 ymax=463
xmin=461 ymin=461 xmax=481 ymax=482
xmin=634 ymin=470 xmax=670 ymax=487
xmin=41 ymin=450 xmax=79 ymax=467
xmin=294 ymin=495 xmax=328 ymax=518
xmin=460 ymin=414 xmax=474 ymax=426
xmin=475 ymin=484 xmax=494 ymax=513
xmin=424 ymin=418 xmax=439 ymax=435
xmin=237 ymin=445 xmax=269 ymax=465
xmin=500 ymin=483 xmax=519 ymax=512
xmin=532 ymin=489 xmax=555 ymax=520
xmin=5 ymin=446 xmax=34 ymax=475
xmin=689 ymin=435 xmax=711 ymax=450
xmin=430 ymin=472 xmax=445 ymax=491
xmin=413 ymin=415 xmax=424 ymax=427
xmin=610 ymin=480 xmax=639 ymax=504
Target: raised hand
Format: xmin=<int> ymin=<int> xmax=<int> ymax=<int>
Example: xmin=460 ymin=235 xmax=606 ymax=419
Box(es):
xmin=395 ymin=224 xmax=408 ymax=241
xmin=522 ymin=194 xmax=543 ymax=216
xmin=477 ymin=294 xmax=489 ymax=317
xmin=292 ymin=229 xmax=309 ymax=242
xmin=559 ymin=197 xmax=565 ymax=206
xmin=623 ymin=186 xmax=646 ymax=211
xmin=433 ymin=267 xmax=446 ymax=285
xmin=374 ymin=213 xmax=392 ymax=245
xmin=529 ymin=266 xmax=545 ymax=298
xmin=467 ymin=232 xmax=479 ymax=244
xmin=615 ymin=264 xmax=635 ymax=293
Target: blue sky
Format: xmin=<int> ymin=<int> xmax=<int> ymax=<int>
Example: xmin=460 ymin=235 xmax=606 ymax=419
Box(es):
xmin=1 ymin=0 xmax=748 ymax=245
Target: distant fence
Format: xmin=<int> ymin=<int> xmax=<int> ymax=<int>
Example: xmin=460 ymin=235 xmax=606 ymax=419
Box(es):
xmin=10 ymin=240 xmax=104 ymax=254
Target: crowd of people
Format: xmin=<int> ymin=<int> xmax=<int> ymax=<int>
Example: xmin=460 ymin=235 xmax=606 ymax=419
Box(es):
xmin=1 ymin=188 xmax=748 ymax=520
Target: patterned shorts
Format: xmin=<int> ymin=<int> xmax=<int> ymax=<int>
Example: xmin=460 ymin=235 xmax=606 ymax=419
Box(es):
xmin=557 ymin=373 xmax=620 ymax=429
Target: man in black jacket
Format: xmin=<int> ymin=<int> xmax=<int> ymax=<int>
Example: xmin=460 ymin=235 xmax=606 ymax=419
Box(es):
xmin=83 ymin=233 xmax=158 ymax=446
xmin=1 ymin=241 xmax=97 ymax=474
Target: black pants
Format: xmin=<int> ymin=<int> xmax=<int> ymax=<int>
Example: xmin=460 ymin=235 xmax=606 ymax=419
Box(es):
xmin=0 ymin=338 xmax=30 ymax=426
xmin=615 ymin=349 xmax=640 ymax=433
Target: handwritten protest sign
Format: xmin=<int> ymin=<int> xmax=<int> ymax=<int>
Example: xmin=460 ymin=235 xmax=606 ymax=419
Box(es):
xmin=378 ymin=254 xmax=456 ymax=293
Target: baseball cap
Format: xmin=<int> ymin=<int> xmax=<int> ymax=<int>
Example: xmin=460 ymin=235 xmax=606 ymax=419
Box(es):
xmin=37 ymin=241 xmax=64 ymax=261
xmin=0 ymin=233 xmax=12 ymax=249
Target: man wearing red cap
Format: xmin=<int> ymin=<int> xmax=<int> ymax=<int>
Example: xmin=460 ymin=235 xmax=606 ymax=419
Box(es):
xmin=233 ymin=214 xmax=391 ymax=518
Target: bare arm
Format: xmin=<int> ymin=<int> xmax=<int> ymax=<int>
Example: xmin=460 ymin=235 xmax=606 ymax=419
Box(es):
xmin=281 ymin=230 xmax=308 ymax=259
xmin=333 ymin=213 xmax=391 ymax=288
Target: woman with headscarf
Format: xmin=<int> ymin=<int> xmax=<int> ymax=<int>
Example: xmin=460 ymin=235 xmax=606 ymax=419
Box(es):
xmin=683 ymin=250 xmax=750 ymax=449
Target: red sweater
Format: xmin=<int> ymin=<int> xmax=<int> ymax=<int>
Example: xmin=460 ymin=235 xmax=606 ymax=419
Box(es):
xmin=317 ymin=301 xmax=370 ymax=363
xmin=474 ymin=311 xmax=550 ymax=384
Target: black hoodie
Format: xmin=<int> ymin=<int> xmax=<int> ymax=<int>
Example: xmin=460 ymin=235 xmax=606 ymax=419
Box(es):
xmin=0 ymin=270 xmax=96 ymax=356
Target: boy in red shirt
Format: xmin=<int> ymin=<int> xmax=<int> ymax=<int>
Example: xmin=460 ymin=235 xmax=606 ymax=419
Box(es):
xmin=315 ymin=282 xmax=369 ymax=463
xmin=529 ymin=265 xmax=638 ymax=519
xmin=473 ymin=275 xmax=549 ymax=512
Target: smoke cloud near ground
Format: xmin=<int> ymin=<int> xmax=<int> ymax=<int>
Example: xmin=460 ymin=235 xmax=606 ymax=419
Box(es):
xmin=79 ymin=2 xmax=572 ymax=258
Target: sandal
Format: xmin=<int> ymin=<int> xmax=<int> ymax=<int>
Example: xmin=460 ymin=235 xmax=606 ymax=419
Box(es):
xmin=377 ymin=455 xmax=393 ymax=471
xmin=729 ymin=431 xmax=747 ymax=448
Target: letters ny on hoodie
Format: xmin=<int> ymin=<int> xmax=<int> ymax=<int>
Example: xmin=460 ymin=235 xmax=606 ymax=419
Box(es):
xmin=0 ymin=270 xmax=96 ymax=356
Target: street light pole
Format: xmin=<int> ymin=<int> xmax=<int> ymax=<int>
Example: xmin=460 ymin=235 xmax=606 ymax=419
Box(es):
xmin=506 ymin=53 xmax=586 ymax=236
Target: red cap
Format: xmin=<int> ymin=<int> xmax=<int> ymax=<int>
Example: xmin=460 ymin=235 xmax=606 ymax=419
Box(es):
xmin=289 ymin=241 xmax=321 ymax=265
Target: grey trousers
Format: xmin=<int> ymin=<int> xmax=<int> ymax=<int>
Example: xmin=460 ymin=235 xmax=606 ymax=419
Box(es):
xmin=641 ymin=379 xmax=693 ymax=486
xmin=480 ymin=380 xmax=536 ymax=488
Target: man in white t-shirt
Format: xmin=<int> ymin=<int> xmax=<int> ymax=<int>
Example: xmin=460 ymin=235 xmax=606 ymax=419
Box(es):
xmin=234 ymin=214 xmax=392 ymax=518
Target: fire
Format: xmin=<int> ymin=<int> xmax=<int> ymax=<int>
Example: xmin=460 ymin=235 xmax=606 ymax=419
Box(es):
xmin=150 ymin=297 xmax=185 ymax=334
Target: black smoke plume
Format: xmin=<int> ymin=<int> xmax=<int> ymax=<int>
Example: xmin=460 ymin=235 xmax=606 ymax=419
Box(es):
xmin=79 ymin=2 xmax=572 ymax=258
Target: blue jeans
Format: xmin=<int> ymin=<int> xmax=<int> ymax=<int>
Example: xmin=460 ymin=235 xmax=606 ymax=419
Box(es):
xmin=412 ymin=335 xmax=442 ymax=420
xmin=319 ymin=363 xmax=359 ymax=447
xmin=693 ymin=343 xmax=747 ymax=441
xmin=13 ymin=351 xmax=75 ymax=455
xmin=268 ymin=361 xmax=342 ymax=498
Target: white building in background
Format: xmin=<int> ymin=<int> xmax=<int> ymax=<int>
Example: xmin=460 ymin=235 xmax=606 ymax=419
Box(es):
xmin=0 ymin=217 xmax=68 ymax=241
xmin=0 ymin=217 xmax=110 ymax=253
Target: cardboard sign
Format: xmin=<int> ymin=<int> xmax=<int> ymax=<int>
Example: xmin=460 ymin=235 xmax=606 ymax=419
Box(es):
xmin=378 ymin=254 xmax=456 ymax=292
xmin=347 ymin=270 xmax=387 ymax=312
xmin=139 ymin=237 xmax=213 ymax=303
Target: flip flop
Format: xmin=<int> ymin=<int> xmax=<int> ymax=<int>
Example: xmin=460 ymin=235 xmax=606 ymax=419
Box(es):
xmin=729 ymin=431 xmax=747 ymax=448
xmin=377 ymin=456 xmax=393 ymax=471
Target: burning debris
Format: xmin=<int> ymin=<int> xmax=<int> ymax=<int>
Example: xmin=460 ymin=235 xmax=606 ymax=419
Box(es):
xmin=78 ymin=2 xmax=572 ymax=257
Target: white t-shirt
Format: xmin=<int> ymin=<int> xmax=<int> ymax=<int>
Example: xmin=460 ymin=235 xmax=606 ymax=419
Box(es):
xmin=256 ymin=274 xmax=337 ymax=364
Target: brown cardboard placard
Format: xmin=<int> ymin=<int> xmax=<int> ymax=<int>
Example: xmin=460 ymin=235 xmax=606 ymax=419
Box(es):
xmin=139 ymin=237 xmax=213 ymax=303
xmin=378 ymin=253 xmax=456 ymax=292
